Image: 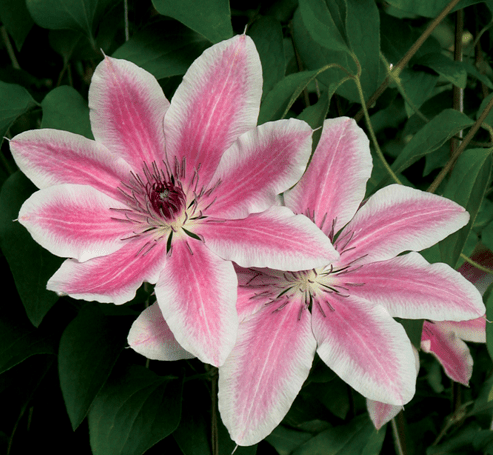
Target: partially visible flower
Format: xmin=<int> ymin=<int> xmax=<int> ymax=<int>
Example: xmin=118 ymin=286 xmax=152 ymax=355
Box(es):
xmin=217 ymin=118 xmax=485 ymax=446
xmin=10 ymin=35 xmax=338 ymax=367
xmin=128 ymin=117 xmax=486 ymax=446
xmin=367 ymin=249 xmax=493 ymax=430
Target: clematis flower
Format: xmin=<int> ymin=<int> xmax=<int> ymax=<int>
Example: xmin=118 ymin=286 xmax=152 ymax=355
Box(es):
xmin=127 ymin=117 xmax=485 ymax=445
xmin=217 ymin=118 xmax=485 ymax=446
xmin=368 ymin=249 xmax=493 ymax=430
xmin=9 ymin=35 xmax=338 ymax=367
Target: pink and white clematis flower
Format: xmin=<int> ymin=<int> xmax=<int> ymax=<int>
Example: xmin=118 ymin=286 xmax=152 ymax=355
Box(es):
xmin=368 ymin=250 xmax=493 ymax=430
xmin=217 ymin=118 xmax=485 ymax=446
xmin=10 ymin=35 xmax=338 ymax=367
xmin=127 ymin=117 xmax=485 ymax=445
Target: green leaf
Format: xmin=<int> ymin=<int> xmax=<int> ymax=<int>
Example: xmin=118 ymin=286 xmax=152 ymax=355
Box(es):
xmin=345 ymin=0 xmax=382 ymax=99
xmin=59 ymin=304 xmax=127 ymax=430
xmin=112 ymin=20 xmax=210 ymax=80
xmin=427 ymin=422 xmax=481 ymax=454
xmin=26 ymin=0 xmax=117 ymax=38
xmin=414 ymin=53 xmax=468 ymax=89
xmin=248 ymin=16 xmax=285 ymax=98
xmin=399 ymin=69 xmax=438 ymax=118
xmin=0 ymin=81 xmax=38 ymax=139
xmin=440 ymin=148 xmax=493 ymax=268
xmin=297 ymin=92 xmax=330 ymax=150
xmin=478 ymin=93 xmax=493 ymax=129
xmin=88 ymin=365 xmax=183 ymax=455
xmin=389 ymin=109 xmax=474 ymax=178
xmin=0 ymin=297 xmax=55 ymax=375
xmin=292 ymin=415 xmax=383 ymax=455
xmin=266 ymin=426 xmax=312 ymax=455
xmin=173 ymin=381 xmax=211 ymax=455
xmin=259 ymin=67 xmax=329 ymax=124
xmin=385 ymin=0 xmax=487 ymax=18
xmin=485 ymin=284 xmax=493 ymax=363
xmin=306 ymin=376 xmax=350 ymax=419
xmin=0 ymin=0 xmax=34 ymax=50
xmin=152 ymin=0 xmax=232 ymax=44
xmin=396 ymin=318 xmax=423 ymax=349
xmin=0 ymin=172 xmax=62 ymax=326
xmin=299 ymin=0 xmax=350 ymax=54
xmin=41 ymin=86 xmax=93 ymax=138
xmin=292 ymin=8 xmax=360 ymax=103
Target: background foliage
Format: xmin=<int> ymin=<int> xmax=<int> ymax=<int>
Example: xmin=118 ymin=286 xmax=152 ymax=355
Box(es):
xmin=2 ymin=0 xmax=493 ymax=453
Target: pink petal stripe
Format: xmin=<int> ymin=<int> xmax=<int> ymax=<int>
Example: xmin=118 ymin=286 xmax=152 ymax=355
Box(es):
xmin=205 ymin=119 xmax=312 ymax=219
xmin=89 ymin=56 xmax=169 ymax=169
xmin=164 ymin=35 xmax=262 ymax=187
xmin=154 ymin=238 xmax=238 ymax=367
xmin=19 ymin=184 xmax=130 ymax=262
xmin=433 ymin=318 xmax=486 ymax=343
xmin=47 ymin=237 xmax=167 ymax=304
xmin=337 ymin=185 xmax=469 ymax=266
xmin=128 ymin=303 xmax=195 ymax=361
xmin=195 ymin=206 xmax=338 ymax=271
xmin=284 ymin=117 xmax=372 ymax=235
xmin=366 ymin=399 xmax=402 ymax=430
xmin=218 ymin=297 xmax=316 ymax=446
xmin=312 ymin=293 xmax=416 ymax=405
xmin=421 ymin=321 xmax=473 ymax=385
xmin=348 ymin=252 xmax=485 ymax=321
xmin=10 ymin=129 xmax=132 ymax=200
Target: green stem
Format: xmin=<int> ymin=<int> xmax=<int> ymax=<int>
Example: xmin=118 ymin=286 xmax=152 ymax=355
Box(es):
xmin=353 ymin=74 xmax=402 ymax=185
xmin=354 ymin=0 xmax=462 ymax=123
xmin=391 ymin=413 xmax=407 ymax=455
xmin=427 ymin=93 xmax=493 ymax=193
xmin=460 ymin=253 xmax=493 ymax=275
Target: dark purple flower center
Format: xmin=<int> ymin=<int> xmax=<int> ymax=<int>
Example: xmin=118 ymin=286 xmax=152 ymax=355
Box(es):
xmin=147 ymin=180 xmax=186 ymax=222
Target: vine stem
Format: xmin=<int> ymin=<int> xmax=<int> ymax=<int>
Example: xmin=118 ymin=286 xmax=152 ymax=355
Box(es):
xmin=354 ymin=0 xmax=462 ymax=123
xmin=353 ymin=71 xmax=402 ymax=185
xmin=460 ymin=253 xmax=493 ymax=275
xmin=391 ymin=413 xmax=407 ymax=455
xmin=427 ymin=93 xmax=493 ymax=193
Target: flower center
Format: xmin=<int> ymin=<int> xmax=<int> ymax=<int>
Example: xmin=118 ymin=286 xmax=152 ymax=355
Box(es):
xmin=147 ymin=179 xmax=187 ymax=222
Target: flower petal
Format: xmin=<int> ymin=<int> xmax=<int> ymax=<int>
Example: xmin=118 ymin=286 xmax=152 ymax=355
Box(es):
xmin=155 ymin=238 xmax=238 ymax=367
xmin=10 ymin=129 xmax=131 ymax=200
xmin=164 ymin=35 xmax=262 ymax=186
xmin=19 ymin=184 xmax=130 ymax=262
xmin=421 ymin=321 xmax=473 ymax=385
xmin=312 ymin=293 xmax=416 ymax=405
xmin=205 ymin=119 xmax=312 ymax=219
xmin=89 ymin=56 xmax=169 ymax=168
xmin=128 ymin=303 xmax=195 ymax=361
xmin=195 ymin=206 xmax=339 ymax=270
xmin=435 ymin=318 xmax=486 ymax=343
xmin=337 ymin=185 xmax=469 ymax=265
xmin=218 ymin=297 xmax=316 ymax=446
xmin=47 ymin=237 xmax=167 ymax=304
xmin=366 ymin=400 xmax=402 ymax=430
xmin=347 ymin=252 xmax=485 ymax=321
xmin=284 ymin=117 xmax=372 ymax=235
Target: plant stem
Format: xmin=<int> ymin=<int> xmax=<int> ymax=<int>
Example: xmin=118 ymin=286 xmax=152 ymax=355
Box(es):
xmin=354 ymin=74 xmax=402 ymax=185
xmin=1 ymin=26 xmax=20 ymax=70
xmin=451 ymin=9 xmax=464 ymax=157
xmin=354 ymin=0 xmax=462 ymax=123
xmin=461 ymin=253 xmax=493 ymax=275
xmin=391 ymin=413 xmax=407 ymax=455
xmin=427 ymin=93 xmax=493 ymax=193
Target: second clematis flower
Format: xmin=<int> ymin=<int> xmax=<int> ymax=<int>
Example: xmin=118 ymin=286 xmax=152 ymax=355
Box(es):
xmin=217 ymin=117 xmax=486 ymax=445
xmin=9 ymin=35 xmax=338 ymax=367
